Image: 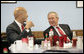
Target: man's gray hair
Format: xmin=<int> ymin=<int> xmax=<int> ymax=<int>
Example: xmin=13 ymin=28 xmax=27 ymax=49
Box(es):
xmin=48 ymin=11 xmax=59 ymax=18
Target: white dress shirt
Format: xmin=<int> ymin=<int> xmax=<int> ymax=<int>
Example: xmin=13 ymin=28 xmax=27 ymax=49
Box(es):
xmin=15 ymin=20 xmax=29 ymax=32
xmin=53 ymin=24 xmax=66 ymax=36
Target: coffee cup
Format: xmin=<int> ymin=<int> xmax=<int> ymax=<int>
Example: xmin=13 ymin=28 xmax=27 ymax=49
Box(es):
xmin=14 ymin=40 xmax=22 ymax=51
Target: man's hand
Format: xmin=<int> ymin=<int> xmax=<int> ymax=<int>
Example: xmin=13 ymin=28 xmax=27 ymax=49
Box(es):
xmin=25 ymin=20 xmax=34 ymax=29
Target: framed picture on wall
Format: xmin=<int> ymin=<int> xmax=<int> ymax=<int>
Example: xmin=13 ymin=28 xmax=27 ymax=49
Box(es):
xmin=76 ymin=1 xmax=83 ymax=8
xmin=1 ymin=1 xmax=17 ymax=3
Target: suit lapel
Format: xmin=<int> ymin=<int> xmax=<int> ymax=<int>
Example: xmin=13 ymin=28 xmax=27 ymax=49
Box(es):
xmin=13 ymin=21 xmax=21 ymax=34
xmin=59 ymin=24 xmax=68 ymax=35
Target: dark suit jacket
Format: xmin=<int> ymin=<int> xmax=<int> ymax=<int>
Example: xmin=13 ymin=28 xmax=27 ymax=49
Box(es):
xmin=43 ymin=24 xmax=73 ymax=40
xmin=6 ymin=21 xmax=33 ymax=45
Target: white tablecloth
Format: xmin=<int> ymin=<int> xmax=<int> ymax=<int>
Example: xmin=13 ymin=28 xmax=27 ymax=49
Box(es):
xmin=10 ymin=45 xmax=83 ymax=53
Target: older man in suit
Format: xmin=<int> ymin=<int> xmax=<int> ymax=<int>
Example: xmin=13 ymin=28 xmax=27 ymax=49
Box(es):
xmin=6 ymin=7 xmax=34 ymax=46
xmin=43 ymin=11 xmax=72 ymax=41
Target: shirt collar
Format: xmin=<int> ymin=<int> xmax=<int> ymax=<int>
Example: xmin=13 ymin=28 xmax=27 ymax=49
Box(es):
xmin=53 ymin=24 xmax=60 ymax=28
xmin=15 ymin=20 xmax=22 ymax=28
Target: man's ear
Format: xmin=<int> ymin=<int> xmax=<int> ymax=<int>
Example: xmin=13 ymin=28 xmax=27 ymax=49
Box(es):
xmin=57 ymin=18 xmax=59 ymax=20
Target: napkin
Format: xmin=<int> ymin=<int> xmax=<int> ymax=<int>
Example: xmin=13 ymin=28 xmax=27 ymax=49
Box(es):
xmin=63 ymin=42 xmax=72 ymax=48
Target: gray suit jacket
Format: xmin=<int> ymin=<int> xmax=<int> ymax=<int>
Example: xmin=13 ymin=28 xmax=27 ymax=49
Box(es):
xmin=6 ymin=21 xmax=33 ymax=45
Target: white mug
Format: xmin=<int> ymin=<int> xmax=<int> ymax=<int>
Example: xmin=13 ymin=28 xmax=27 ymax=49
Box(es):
xmin=14 ymin=40 xmax=22 ymax=51
xmin=9 ymin=44 xmax=16 ymax=53
xmin=77 ymin=36 xmax=83 ymax=48
xmin=35 ymin=44 xmax=39 ymax=49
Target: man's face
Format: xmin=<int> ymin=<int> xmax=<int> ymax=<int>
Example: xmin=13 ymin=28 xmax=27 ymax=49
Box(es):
xmin=20 ymin=12 xmax=28 ymax=24
xmin=48 ymin=13 xmax=59 ymax=26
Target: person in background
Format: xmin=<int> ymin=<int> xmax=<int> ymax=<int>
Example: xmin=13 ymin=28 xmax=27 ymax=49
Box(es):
xmin=43 ymin=11 xmax=72 ymax=41
xmin=6 ymin=7 xmax=34 ymax=46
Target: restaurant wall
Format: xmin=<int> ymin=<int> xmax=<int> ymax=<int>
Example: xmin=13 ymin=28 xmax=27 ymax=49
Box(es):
xmin=1 ymin=1 xmax=83 ymax=32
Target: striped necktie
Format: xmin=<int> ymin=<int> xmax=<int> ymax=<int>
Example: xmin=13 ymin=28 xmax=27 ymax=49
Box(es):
xmin=21 ymin=25 xmax=24 ymax=31
xmin=56 ymin=27 xmax=65 ymax=36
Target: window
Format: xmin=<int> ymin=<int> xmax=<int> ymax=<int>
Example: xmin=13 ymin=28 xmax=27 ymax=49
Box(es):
xmin=76 ymin=1 xmax=83 ymax=8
